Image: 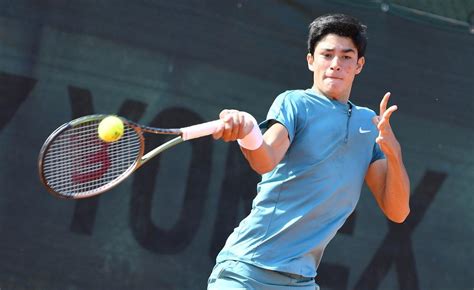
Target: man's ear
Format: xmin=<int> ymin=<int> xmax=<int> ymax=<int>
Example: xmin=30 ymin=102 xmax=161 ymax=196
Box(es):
xmin=355 ymin=56 xmax=365 ymax=74
xmin=307 ymin=53 xmax=314 ymax=72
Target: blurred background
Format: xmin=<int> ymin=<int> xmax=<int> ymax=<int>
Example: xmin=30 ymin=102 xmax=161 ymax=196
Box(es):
xmin=0 ymin=0 xmax=473 ymax=289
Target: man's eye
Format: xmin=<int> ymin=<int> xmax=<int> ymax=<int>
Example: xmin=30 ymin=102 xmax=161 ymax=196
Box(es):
xmin=343 ymin=56 xmax=352 ymax=60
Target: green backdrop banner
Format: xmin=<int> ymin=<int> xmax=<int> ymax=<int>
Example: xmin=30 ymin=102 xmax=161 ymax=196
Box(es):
xmin=0 ymin=1 xmax=472 ymax=289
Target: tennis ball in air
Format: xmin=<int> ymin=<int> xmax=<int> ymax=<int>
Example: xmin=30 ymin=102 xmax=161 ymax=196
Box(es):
xmin=98 ymin=116 xmax=124 ymax=142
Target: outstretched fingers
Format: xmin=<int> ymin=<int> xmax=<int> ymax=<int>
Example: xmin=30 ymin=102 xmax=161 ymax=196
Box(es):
xmin=379 ymin=92 xmax=391 ymax=116
xmin=378 ymin=105 xmax=398 ymax=130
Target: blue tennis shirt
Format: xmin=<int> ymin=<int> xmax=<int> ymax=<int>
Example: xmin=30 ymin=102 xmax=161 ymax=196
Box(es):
xmin=215 ymin=89 xmax=384 ymax=278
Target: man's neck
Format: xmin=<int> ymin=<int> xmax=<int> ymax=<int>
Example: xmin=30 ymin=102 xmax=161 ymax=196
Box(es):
xmin=311 ymin=86 xmax=350 ymax=104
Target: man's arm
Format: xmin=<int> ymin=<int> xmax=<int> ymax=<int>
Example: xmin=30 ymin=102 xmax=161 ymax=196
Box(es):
xmin=241 ymin=121 xmax=290 ymax=174
xmin=365 ymin=92 xmax=410 ymax=223
xmin=365 ymin=156 xmax=410 ymax=223
xmin=212 ymin=110 xmax=290 ymax=175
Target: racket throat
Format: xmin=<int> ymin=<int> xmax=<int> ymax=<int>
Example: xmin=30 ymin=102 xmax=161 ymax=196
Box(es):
xmin=140 ymin=136 xmax=184 ymax=165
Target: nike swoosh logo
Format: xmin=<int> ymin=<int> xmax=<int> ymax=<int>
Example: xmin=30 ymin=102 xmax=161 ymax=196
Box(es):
xmin=359 ymin=127 xmax=371 ymax=134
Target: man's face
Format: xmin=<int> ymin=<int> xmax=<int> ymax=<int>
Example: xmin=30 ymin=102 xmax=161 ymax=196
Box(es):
xmin=307 ymin=34 xmax=365 ymax=101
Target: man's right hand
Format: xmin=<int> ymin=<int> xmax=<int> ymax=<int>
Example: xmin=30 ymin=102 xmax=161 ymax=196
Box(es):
xmin=212 ymin=109 xmax=256 ymax=142
xmin=212 ymin=109 xmax=290 ymax=175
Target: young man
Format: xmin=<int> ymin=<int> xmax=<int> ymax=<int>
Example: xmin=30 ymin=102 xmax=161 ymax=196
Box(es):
xmin=208 ymin=13 xmax=410 ymax=290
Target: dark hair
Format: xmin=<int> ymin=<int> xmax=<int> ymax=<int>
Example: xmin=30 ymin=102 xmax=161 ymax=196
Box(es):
xmin=307 ymin=14 xmax=367 ymax=58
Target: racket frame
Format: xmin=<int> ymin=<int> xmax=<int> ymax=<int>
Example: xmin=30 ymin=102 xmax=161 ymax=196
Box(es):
xmin=38 ymin=114 xmax=220 ymax=199
xmin=38 ymin=115 xmax=147 ymax=199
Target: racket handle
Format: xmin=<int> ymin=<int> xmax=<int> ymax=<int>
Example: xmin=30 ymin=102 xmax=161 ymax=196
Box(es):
xmin=181 ymin=113 xmax=263 ymax=150
xmin=181 ymin=120 xmax=223 ymax=141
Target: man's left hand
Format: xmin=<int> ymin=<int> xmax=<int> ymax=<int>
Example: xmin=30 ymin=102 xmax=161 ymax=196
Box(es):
xmin=373 ymin=92 xmax=401 ymax=157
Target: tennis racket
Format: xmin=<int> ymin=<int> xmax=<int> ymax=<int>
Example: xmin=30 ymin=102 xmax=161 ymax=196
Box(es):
xmin=38 ymin=114 xmax=223 ymax=199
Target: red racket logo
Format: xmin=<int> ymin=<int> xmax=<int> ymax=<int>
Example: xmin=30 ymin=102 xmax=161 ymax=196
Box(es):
xmin=71 ymin=135 xmax=111 ymax=184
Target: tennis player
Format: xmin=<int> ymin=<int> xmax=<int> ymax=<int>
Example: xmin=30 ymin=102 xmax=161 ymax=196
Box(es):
xmin=208 ymin=13 xmax=410 ymax=290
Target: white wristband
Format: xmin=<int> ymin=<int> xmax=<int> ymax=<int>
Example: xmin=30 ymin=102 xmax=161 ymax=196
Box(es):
xmin=237 ymin=113 xmax=263 ymax=150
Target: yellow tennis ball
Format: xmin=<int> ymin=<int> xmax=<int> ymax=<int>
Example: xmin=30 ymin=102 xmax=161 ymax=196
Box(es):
xmin=98 ymin=116 xmax=124 ymax=142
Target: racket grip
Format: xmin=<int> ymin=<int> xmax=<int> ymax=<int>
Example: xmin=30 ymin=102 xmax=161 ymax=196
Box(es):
xmin=181 ymin=113 xmax=263 ymax=150
xmin=181 ymin=120 xmax=223 ymax=141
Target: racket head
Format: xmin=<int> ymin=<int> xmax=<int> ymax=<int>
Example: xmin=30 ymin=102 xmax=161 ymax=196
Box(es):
xmin=38 ymin=115 xmax=144 ymax=199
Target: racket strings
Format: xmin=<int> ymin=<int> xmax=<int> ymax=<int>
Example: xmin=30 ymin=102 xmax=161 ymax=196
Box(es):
xmin=42 ymin=120 xmax=142 ymax=197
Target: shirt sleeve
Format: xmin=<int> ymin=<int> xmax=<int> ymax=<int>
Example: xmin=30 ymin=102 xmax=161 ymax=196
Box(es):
xmin=370 ymin=142 xmax=386 ymax=163
xmin=262 ymin=91 xmax=299 ymax=143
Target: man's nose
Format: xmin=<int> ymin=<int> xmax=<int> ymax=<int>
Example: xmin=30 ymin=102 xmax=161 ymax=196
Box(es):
xmin=330 ymin=57 xmax=342 ymax=71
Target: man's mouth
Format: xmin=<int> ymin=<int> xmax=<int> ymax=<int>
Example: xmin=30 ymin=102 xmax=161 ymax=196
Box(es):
xmin=325 ymin=75 xmax=343 ymax=80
